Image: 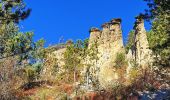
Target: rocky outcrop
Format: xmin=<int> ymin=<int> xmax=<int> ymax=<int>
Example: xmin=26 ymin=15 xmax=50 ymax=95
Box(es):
xmin=84 ymin=18 xmax=125 ymax=88
xmin=127 ymin=16 xmax=153 ymax=71
xmin=42 ymin=47 xmax=66 ymax=80
xmin=134 ymin=17 xmax=153 ymax=68
xmin=44 ymin=17 xmax=153 ymax=90
xmin=88 ymin=27 xmax=101 ymax=47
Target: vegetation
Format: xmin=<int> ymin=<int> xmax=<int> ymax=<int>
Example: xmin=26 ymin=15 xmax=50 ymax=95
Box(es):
xmin=0 ymin=0 xmax=45 ymax=99
xmin=143 ymin=0 xmax=170 ymax=67
xmin=125 ymin=30 xmax=135 ymax=53
xmin=64 ymin=39 xmax=89 ymax=83
xmin=0 ymin=0 xmax=169 ymax=99
xmin=147 ymin=14 xmax=170 ymax=67
xmin=0 ymin=0 xmax=31 ymax=24
xmin=88 ymin=40 xmax=100 ymax=90
xmin=141 ymin=0 xmax=170 ymax=20
xmin=114 ymin=52 xmax=126 ymax=68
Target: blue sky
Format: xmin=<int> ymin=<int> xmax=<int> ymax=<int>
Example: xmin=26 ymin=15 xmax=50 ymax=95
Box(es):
xmin=20 ymin=0 xmax=150 ymax=47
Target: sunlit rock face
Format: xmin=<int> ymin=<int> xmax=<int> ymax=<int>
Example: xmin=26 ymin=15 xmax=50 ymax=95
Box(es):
xmin=126 ymin=17 xmax=153 ymax=76
xmin=88 ymin=27 xmax=101 ymax=47
xmin=85 ymin=18 xmax=125 ymax=88
xmin=86 ymin=17 xmax=153 ymax=88
xmin=101 ymin=22 xmax=110 ymax=44
xmin=44 ymin=17 xmax=153 ymax=90
xmin=134 ymin=17 xmax=153 ymax=68
xmin=52 ymin=48 xmax=66 ymax=70
xmin=42 ymin=47 xmax=66 ymax=80
xmin=127 ymin=17 xmax=152 ymax=68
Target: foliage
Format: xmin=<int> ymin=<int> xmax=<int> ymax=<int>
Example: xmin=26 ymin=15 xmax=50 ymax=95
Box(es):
xmin=0 ymin=24 xmax=45 ymax=82
xmin=81 ymin=38 xmax=89 ymax=60
xmin=142 ymin=0 xmax=170 ymax=20
xmin=125 ymin=30 xmax=135 ymax=53
xmin=24 ymin=66 xmax=37 ymax=82
xmin=0 ymin=1 xmax=44 ymax=98
xmin=0 ymin=27 xmax=45 ymax=81
xmin=128 ymin=67 xmax=141 ymax=83
xmin=114 ymin=52 xmax=126 ymax=68
xmin=22 ymin=62 xmax=43 ymax=82
xmin=0 ymin=22 xmax=18 ymax=58
xmin=142 ymin=0 xmax=170 ymax=67
xmin=87 ymin=40 xmax=100 ymax=89
xmin=0 ymin=23 xmax=45 ymax=63
xmin=83 ymin=38 xmax=89 ymax=49
xmin=1 ymin=0 xmax=170 ymax=99
xmin=64 ymin=39 xmax=88 ymax=83
xmin=0 ymin=0 xmax=31 ymax=24
xmin=0 ymin=58 xmax=24 ymax=100
xmin=147 ymin=13 xmax=170 ymax=67
xmin=64 ymin=42 xmax=78 ymax=72
xmin=88 ymin=40 xmax=99 ymax=61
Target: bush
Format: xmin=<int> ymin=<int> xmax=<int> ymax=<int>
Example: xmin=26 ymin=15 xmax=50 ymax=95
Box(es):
xmin=23 ymin=65 xmax=42 ymax=82
xmin=128 ymin=67 xmax=141 ymax=83
xmin=0 ymin=58 xmax=24 ymax=100
xmin=114 ymin=52 xmax=127 ymax=68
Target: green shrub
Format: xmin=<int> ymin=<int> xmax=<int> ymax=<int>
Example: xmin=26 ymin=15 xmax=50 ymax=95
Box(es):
xmin=114 ymin=52 xmax=127 ymax=68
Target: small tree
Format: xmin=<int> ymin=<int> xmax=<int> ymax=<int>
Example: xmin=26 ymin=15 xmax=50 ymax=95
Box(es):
xmin=142 ymin=0 xmax=170 ymax=67
xmin=64 ymin=40 xmax=85 ymax=83
xmin=147 ymin=14 xmax=170 ymax=67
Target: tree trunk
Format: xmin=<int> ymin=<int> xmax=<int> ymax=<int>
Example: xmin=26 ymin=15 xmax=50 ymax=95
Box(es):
xmin=74 ymin=67 xmax=76 ymax=83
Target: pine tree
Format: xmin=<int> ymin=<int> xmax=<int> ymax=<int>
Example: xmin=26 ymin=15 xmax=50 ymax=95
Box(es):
xmin=0 ymin=0 xmax=31 ymax=24
xmin=143 ymin=0 xmax=170 ymax=67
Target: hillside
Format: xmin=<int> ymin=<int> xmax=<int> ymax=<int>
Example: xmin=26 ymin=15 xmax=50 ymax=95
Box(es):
xmin=0 ymin=0 xmax=169 ymax=100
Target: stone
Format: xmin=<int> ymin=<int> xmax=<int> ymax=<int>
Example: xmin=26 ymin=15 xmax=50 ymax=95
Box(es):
xmin=44 ymin=17 xmax=153 ymax=90
xmin=85 ymin=18 xmax=125 ymax=88
xmin=127 ymin=16 xmax=153 ymax=70
xmin=88 ymin=27 xmax=101 ymax=47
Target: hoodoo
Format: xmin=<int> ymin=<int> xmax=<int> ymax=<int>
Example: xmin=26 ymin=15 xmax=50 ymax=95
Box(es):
xmin=45 ymin=17 xmax=153 ymax=89
xmin=85 ymin=18 xmax=125 ymax=88
xmin=89 ymin=27 xmax=101 ymax=47
xmin=127 ymin=16 xmax=153 ymax=70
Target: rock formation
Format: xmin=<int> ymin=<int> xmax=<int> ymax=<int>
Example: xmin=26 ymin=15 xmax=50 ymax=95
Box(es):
xmin=44 ymin=17 xmax=153 ymax=89
xmin=88 ymin=27 xmax=101 ymax=47
xmin=42 ymin=46 xmax=66 ymax=80
xmin=127 ymin=16 xmax=153 ymax=71
xmin=134 ymin=17 xmax=153 ymax=68
xmin=85 ymin=18 xmax=125 ymax=89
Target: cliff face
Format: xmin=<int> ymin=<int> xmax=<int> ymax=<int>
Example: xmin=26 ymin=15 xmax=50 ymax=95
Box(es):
xmin=44 ymin=17 xmax=153 ymax=89
xmin=127 ymin=17 xmax=153 ymax=72
xmin=89 ymin=18 xmax=124 ymax=58
xmin=86 ymin=18 xmax=124 ymax=88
